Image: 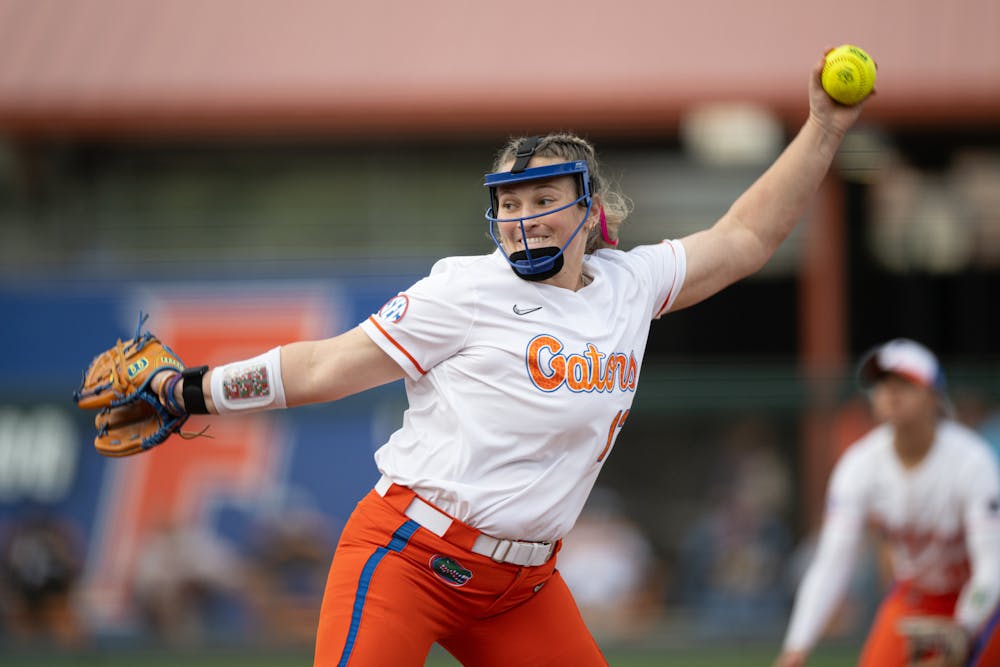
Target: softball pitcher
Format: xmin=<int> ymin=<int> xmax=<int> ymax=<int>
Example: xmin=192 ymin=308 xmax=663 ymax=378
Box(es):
xmin=775 ymin=339 xmax=1000 ymax=667
xmin=77 ymin=53 xmax=865 ymax=666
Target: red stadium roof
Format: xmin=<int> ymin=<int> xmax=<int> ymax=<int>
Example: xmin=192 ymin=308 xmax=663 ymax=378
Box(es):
xmin=0 ymin=0 xmax=998 ymax=138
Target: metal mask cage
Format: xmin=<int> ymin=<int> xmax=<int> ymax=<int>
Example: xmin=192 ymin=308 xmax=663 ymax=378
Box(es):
xmin=484 ymin=161 xmax=591 ymax=222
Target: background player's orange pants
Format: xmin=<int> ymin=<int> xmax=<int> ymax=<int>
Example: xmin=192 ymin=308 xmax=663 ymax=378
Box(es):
xmin=859 ymin=582 xmax=1000 ymax=667
xmin=313 ymin=489 xmax=609 ymax=666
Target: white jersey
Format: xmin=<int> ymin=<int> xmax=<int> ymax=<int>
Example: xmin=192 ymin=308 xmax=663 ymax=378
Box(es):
xmin=783 ymin=420 xmax=1000 ymax=651
xmin=359 ymin=242 xmax=686 ymax=542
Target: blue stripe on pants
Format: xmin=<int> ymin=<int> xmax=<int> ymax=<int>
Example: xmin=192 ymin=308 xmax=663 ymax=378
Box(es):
xmin=968 ymin=604 xmax=1000 ymax=667
xmin=336 ymin=520 xmax=420 ymax=667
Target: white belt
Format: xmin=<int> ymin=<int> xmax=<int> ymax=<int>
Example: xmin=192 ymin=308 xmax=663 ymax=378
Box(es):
xmin=374 ymin=475 xmax=555 ymax=567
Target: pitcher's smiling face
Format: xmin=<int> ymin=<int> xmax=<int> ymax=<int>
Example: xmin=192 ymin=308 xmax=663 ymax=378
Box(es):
xmin=494 ymin=156 xmax=594 ymax=276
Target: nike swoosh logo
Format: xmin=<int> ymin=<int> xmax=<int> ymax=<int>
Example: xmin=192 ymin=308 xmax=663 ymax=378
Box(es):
xmin=513 ymin=305 xmax=543 ymax=316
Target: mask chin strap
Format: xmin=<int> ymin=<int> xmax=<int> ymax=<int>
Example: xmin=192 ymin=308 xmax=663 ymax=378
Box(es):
xmin=508 ymin=247 xmax=564 ymax=281
xmin=484 ymin=139 xmax=593 ymax=282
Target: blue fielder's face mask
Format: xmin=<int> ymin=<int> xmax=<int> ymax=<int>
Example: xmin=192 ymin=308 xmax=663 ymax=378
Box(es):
xmin=483 ymin=138 xmax=593 ymax=282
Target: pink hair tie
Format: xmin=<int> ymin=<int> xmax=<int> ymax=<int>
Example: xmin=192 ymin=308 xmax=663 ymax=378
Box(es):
xmin=599 ymin=205 xmax=618 ymax=246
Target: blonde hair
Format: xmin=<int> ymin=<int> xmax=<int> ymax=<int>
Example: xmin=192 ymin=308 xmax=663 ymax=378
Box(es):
xmin=491 ymin=133 xmax=632 ymax=252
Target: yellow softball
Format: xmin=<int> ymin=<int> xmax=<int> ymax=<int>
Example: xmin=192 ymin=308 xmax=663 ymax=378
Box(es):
xmin=821 ymin=45 xmax=877 ymax=106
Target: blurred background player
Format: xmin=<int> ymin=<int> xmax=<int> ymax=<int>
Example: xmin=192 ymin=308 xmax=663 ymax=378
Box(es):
xmin=0 ymin=512 xmax=86 ymax=649
xmin=774 ymin=338 xmax=1000 ymax=667
xmin=83 ymin=53 xmax=864 ymax=666
xmin=676 ymin=419 xmax=794 ymax=641
xmin=557 ymin=486 xmax=663 ymax=642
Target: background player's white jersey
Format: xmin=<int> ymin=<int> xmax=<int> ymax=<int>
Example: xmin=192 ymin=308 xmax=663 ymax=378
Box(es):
xmin=360 ymin=241 xmax=686 ymax=542
xmin=832 ymin=421 xmax=999 ymax=594
xmin=783 ymin=419 xmax=1000 ymax=651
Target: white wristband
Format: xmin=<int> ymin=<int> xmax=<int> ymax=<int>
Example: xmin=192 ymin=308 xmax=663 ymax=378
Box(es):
xmin=210 ymin=346 xmax=287 ymax=414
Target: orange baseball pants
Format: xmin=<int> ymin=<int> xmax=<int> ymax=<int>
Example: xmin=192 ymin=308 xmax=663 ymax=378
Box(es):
xmin=312 ymin=488 xmax=609 ymax=666
xmin=859 ymin=582 xmax=1000 ymax=667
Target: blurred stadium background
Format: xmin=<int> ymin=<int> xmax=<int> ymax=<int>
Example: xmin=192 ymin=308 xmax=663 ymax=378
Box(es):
xmin=1 ymin=0 xmax=999 ymax=664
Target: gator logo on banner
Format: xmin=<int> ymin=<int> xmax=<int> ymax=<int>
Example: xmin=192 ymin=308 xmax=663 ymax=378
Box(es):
xmin=429 ymin=555 xmax=473 ymax=586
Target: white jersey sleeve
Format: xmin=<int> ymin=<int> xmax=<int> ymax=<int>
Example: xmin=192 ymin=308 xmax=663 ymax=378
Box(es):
xmin=624 ymin=240 xmax=687 ymax=318
xmin=359 ymin=258 xmax=476 ymax=380
xmin=782 ymin=446 xmax=869 ymax=653
xmin=955 ymin=442 xmax=1000 ymax=634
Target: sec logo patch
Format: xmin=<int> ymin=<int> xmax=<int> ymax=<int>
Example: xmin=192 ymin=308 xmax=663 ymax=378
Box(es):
xmin=378 ymin=295 xmax=409 ymax=324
